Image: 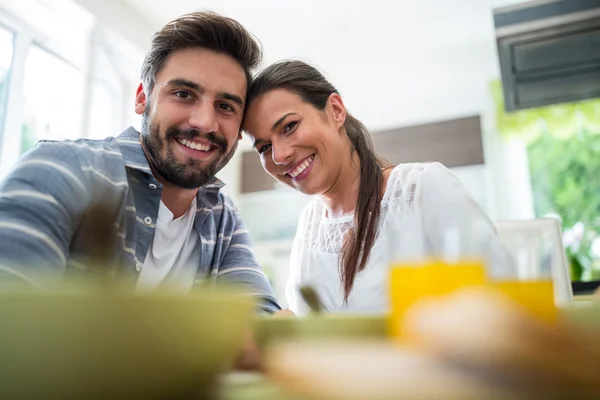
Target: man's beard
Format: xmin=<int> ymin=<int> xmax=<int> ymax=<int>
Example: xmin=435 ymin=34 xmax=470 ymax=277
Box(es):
xmin=140 ymin=110 xmax=237 ymax=189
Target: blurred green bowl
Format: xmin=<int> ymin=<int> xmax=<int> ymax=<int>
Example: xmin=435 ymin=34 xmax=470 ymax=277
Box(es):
xmin=254 ymin=314 xmax=388 ymax=350
xmin=0 ymin=289 xmax=254 ymax=399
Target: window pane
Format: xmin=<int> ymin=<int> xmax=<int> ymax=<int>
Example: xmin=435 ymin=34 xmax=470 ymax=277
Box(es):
xmin=0 ymin=25 xmax=14 ymax=137
xmin=527 ymin=112 xmax=600 ymax=283
xmin=21 ymin=45 xmax=83 ymax=153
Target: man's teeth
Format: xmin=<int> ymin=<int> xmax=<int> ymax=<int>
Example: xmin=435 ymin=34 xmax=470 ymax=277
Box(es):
xmin=179 ymin=139 xmax=212 ymax=152
xmin=289 ymin=156 xmax=314 ymax=178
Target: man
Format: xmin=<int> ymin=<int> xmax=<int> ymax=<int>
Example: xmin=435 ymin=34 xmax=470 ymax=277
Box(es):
xmin=0 ymin=12 xmax=280 ymax=314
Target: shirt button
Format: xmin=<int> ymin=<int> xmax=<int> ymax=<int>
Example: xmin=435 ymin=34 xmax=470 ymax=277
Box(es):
xmin=149 ymin=183 xmax=157 ymax=189
xmin=143 ymin=216 xmax=153 ymax=225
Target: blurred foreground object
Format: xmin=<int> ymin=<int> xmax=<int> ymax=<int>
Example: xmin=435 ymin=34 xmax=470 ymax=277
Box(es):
xmin=0 ymin=287 xmax=254 ymax=399
xmin=233 ymin=309 xmax=298 ymax=372
xmin=265 ymin=289 xmax=600 ymax=400
xmin=403 ymin=288 xmax=600 ymax=397
xmin=254 ymin=313 xmax=386 ymax=352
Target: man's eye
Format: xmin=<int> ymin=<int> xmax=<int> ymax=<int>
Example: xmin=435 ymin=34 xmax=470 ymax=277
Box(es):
xmin=258 ymin=144 xmax=272 ymax=154
xmin=219 ymin=103 xmax=234 ymax=112
xmin=175 ymin=91 xmax=191 ymax=99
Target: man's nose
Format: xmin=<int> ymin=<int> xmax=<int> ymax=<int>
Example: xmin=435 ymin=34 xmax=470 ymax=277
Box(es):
xmin=189 ymin=103 xmax=219 ymax=134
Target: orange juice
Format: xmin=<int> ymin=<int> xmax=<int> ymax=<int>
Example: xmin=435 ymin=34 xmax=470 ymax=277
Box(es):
xmin=491 ymin=280 xmax=557 ymax=322
xmin=388 ymin=259 xmax=486 ymax=338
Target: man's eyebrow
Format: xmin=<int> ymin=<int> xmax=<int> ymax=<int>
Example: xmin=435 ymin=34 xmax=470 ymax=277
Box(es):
xmin=218 ymin=92 xmax=244 ymax=107
xmin=166 ymin=78 xmax=202 ymax=92
xmin=272 ymin=112 xmax=298 ymax=131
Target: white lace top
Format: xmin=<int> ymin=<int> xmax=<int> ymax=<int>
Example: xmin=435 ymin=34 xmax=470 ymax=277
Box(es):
xmin=286 ymin=162 xmax=514 ymax=316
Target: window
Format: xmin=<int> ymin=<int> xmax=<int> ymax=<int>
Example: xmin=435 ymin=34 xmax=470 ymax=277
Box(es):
xmin=0 ymin=0 xmax=148 ymax=180
xmin=0 ymin=1 xmax=92 ymax=178
xmin=21 ymin=45 xmax=83 ymax=153
xmin=527 ymin=114 xmax=600 ymax=283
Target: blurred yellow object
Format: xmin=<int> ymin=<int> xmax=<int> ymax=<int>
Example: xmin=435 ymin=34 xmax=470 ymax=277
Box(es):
xmin=0 ymin=287 xmax=254 ymax=400
xmin=388 ymin=260 xmax=486 ymax=338
xmin=491 ymin=280 xmax=557 ymax=322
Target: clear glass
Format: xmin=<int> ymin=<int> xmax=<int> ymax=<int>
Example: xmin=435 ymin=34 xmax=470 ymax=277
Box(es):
xmin=492 ymin=219 xmax=563 ymax=322
xmin=387 ymin=222 xmax=488 ymax=338
xmin=21 ymin=44 xmax=83 ymax=154
xmin=0 ymin=25 xmax=14 ymax=139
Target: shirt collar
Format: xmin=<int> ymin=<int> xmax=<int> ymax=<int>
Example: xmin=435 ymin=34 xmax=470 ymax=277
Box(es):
xmin=116 ymin=126 xmax=225 ymax=189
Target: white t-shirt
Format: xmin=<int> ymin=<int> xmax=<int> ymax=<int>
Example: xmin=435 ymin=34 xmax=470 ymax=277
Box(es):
xmin=286 ymin=162 xmax=514 ymax=316
xmin=136 ymin=198 xmax=200 ymax=292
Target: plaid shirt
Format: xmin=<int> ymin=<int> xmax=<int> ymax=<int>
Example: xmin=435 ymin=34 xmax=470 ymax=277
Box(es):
xmin=0 ymin=126 xmax=280 ymax=314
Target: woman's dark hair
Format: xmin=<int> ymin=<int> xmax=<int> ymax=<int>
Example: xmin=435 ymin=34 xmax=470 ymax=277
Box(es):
xmin=141 ymin=11 xmax=262 ymax=95
xmin=246 ymin=60 xmax=392 ymax=301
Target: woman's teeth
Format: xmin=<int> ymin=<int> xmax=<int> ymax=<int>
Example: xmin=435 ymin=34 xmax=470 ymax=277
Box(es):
xmin=288 ymin=156 xmax=314 ymax=178
xmin=178 ymin=139 xmax=212 ymax=152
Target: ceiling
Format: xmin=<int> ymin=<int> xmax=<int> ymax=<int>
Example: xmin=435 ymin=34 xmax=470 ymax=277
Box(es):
xmin=125 ymin=0 xmax=526 ymax=130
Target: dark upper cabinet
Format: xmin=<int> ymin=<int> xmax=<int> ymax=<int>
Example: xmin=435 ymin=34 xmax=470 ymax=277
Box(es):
xmin=494 ymin=0 xmax=600 ymax=112
xmin=240 ymin=116 xmax=483 ymax=194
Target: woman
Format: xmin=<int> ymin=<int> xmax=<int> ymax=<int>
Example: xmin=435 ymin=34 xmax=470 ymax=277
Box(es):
xmin=243 ymin=60 xmax=513 ymax=316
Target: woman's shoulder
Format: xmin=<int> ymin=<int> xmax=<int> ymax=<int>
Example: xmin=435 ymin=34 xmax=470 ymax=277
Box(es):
xmin=383 ymin=162 xmax=450 ymax=203
xmin=296 ymin=197 xmax=324 ymax=228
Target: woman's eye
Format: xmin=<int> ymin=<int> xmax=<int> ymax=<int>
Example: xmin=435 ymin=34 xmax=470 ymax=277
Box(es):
xmin=283 ymin=122 xmax=298 ymax=134
xmin=258 ymin=144 xmax=272 ymax=154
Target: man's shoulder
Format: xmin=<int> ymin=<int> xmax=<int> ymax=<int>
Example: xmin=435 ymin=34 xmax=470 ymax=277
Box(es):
xmin=27 ymin=136 xmax=121 ymax=164
xmin=40 ymin=136 xmax=122 ymax=158
xmin=22 ymin=137 xmax=129 ymax=189
xmin=12 ymin=136 xmax=122 ymax=173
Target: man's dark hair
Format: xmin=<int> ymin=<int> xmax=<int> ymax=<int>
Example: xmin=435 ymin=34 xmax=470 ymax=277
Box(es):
xmin=141 ymin=11 xmax=262 ymax=95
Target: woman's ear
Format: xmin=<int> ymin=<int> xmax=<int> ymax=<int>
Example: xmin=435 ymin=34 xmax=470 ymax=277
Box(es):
xmin=134 ymin=83 xmax=147 ymax=115
xmin=327 ymin=93 xmax=347 ymax=129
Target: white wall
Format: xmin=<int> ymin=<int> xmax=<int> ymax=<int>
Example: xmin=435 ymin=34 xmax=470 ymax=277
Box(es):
xmin=125 ymin=0 xmax=524 ymax=130
xmin=73 ymin=0 xmax=157 ymax=52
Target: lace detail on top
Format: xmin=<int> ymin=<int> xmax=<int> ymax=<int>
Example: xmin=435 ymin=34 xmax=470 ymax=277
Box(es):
xmin=302 ymin=163 xmax=431 ymax=254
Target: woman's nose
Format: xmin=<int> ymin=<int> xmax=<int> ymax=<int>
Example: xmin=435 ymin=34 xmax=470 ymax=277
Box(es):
xmin=272 ymin=142 xmax=293 ymax=165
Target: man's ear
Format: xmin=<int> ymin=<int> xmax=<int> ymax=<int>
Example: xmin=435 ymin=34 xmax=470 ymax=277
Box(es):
xmin=327 ymin=93 xmax=347 ymax=129
xmin=134 ymin=83 xmax=147 ymax=115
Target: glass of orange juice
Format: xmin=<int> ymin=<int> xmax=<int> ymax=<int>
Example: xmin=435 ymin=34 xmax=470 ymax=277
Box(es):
xmin=388 ymin=225 xmax=488 ymax=339
xmin=490 ymin=230 xmax=558 ymax=323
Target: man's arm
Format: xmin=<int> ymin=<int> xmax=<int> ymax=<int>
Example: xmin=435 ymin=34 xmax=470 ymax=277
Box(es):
xmin=216 ymin=198 xmax=281 ymax=314
xmin=0 ymin=141 xmax=90 ymax=288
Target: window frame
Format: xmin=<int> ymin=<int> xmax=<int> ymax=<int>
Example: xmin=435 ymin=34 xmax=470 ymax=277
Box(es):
xmin=0 ymin=20 xmax=15 ymax=149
